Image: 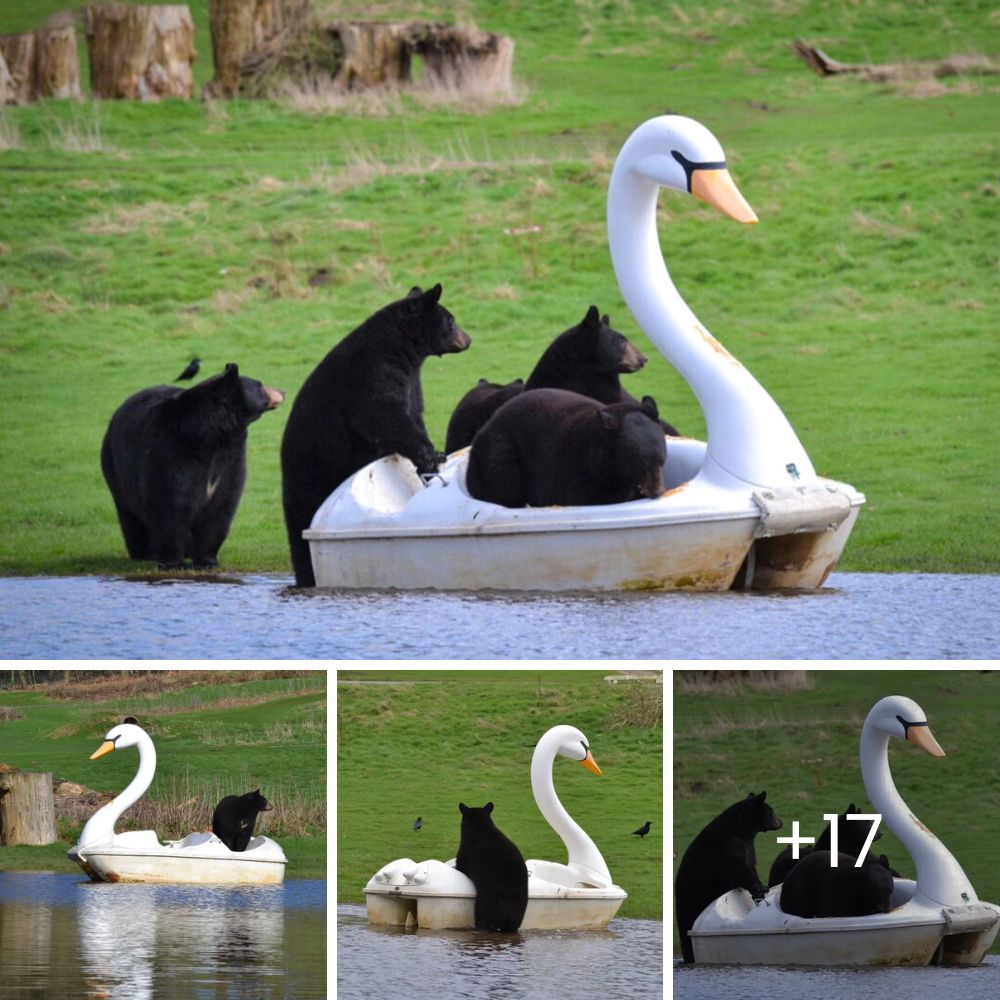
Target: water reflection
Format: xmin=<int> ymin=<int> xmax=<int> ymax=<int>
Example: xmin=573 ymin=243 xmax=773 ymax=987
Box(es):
xmin=337 ymin=903 xmax=662 ymax=1000
xmin=0 ymin=873 xmax=326 ymax=999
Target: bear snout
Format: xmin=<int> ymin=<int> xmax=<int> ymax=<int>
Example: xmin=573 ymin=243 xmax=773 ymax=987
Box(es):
xmin=637 ymin=468 xmax=665 ymax=500
xmin=451 ymin=327 xmax=472 ymax=353
xmin=619 ymin=342 xmax=647 ymax=373
xmin=264 ymin=386 xmax=285 ymax=409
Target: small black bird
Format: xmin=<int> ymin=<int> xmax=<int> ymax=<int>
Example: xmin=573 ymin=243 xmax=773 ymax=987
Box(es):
xmin=412 ymin=817 xmax=423 ymax=832
xmin=174 ymin=358 xmax=201 ymax=382
xmin=631 ymin=821 xmax=652 ymax=838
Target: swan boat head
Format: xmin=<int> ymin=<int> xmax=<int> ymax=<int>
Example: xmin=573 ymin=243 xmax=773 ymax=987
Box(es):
xmin=861 ymin=695 xmax=981 ymax=908
xmin=607 ymin=114 xmax=818 ymax=490
xmin=76 ymin=719 xmax=157 ymax=849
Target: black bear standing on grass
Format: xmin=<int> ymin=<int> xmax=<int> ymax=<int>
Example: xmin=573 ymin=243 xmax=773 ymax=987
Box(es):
xmin=445 ymin=305 xmax=678 ymax=452
xmin=465 ymin=388 xmax=666 ymax=508
xmin=280 ymin=284 xmax=471 ymax=587
xmin=779 ymin=850 xmax=895 ymax=918
xmin=212 ymin=789 xmax=274 ymax=852
xmin=675 ymin=791 xmax=783 ymax=963
xmin=101 ymin=364 xmax=284 ymax=569
xmin=455 ymin=801 xmax=529 ymax=933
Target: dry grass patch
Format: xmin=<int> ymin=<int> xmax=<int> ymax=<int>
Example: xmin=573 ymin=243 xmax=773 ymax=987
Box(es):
xmin=674 ymin=669 xmax=813 ymax=695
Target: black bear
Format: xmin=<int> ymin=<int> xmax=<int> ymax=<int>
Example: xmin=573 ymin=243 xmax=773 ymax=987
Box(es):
xmin=445 ymin=305 xmax=678 ymax=451
xmin=212 ymin=789 xmax=274 ymax=852
xmin=767 ymin=802 xmax=881 ymax=887
xmin=779 ymin=850 xmax=895 ymax=918
xmin=444 ymin=377 xmax=524 ymax=453
xmin=101 ymin=363 xmax=284 ymax=569
xmin=280 ymin=284 xmax=471 ymax=587
xmin=455 ymin=801 xmax=529 ymax=933
xmin=465 ymin=388 xmax=666 ymax=508
xmin=675 ymin=791 xmax=783 ymax=963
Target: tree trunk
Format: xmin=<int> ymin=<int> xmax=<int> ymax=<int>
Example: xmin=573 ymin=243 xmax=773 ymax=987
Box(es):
xmin=204 ymin=0 xmax=312 ymax=98
xmin=84 ymin=3 xmax=195 ymax=100
xmin=35 ymin=22 xmax=81 ymax=100
xmin=0 ymin=771 xmax=57 ymax=846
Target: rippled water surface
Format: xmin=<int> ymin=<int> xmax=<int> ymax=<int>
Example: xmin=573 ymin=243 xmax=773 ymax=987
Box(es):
xmin=0 ymin=572 xmax=996 ymax=659
xmin=338 ymin=902 xmax=661 ymax=1000
xmin=674 ymin=955 xmax=1000 ymax=1000
xmin=0 ymin=871 xmax=326 ymax=999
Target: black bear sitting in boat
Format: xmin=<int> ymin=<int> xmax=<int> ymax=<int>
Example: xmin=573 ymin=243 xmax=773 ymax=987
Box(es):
xmin=779 ymin=850 xmax=895 ymax=918
xmin=212 ymin=789 xmax=273 ymax=852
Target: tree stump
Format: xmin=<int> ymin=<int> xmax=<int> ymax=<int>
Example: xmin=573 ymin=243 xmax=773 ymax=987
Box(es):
xmin=0 ymin=32 xmax=36 ymax=105
xmin=84 ymin=3 xmax=195 ymax=100
xmin=409 ymin=23 xmax=514 ymax=94
xmin=0 ymin=771 xmax=57 ymax=846
xmin=204 ymin=0 xmax=312 ymax=98
xmin=326 ymin=21 xmax=411 ymax=91
xmin=0 ymin=50 xmax=13 ymax=106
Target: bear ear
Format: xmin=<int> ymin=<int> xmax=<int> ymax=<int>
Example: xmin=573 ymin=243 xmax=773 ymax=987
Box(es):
xmin=485 ymin=802 xmax=494 ymax=814
xmin=422 ymin=283 xmax=443 ymax=306
xmin=583 ymin=304 xmax=600 ymax=327
xmin=598 ymin=409 xmax=618 ymax=431
xmin=600 ymin=313 xmax=610 ymax=326
xmin=223 ymin=362 xmax=240 ymax=379
xmin=640 ymin=395 xmax=659 ymax=421
xmin=758 ymin=790 xmax=767 ymax=801
xmin=123 ymin=716 xmax=138 ymax=725
xmin=847 ymin=802 xmax=857 ymax=813
xmin=406 ymin=286 xmax=424 ymax=299
xmin=459 ymin=802 xmax=468 ymax=814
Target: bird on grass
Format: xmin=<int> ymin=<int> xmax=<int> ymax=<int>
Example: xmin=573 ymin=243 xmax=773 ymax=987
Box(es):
xmin=412 ymin=817 xmax=423 ymax=832
xmin=631 ymin=821 xmax=652 ymax=838
xmin=174 ymin=358 xmax=201 ymax=382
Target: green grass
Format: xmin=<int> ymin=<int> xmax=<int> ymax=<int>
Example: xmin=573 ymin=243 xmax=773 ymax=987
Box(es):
xmin=337 ymin=670 xmax=663 ymax=920
xmin=673 ymin=669 xmax=1000 ymax=956
xmin=1 ymin=1 xmax=998 ymax=575
xmin=0 ymin=670 xmax=327 ymax=878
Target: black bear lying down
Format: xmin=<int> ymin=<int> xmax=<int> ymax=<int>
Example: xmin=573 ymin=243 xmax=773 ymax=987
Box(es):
xmin=779 ymin=850 xmax=895 ymax=919
xmin=455 ymin=801 xmax=529 ymax=933
xmin=675 ymin=791 xmax=783 ymax=963
xmin=444 ymin=305 xmax=678 ymax=452
xmin=280 ymin=284 xmax=470 ymax=587
xmin=101 ymin=363 xmax=283 ymax=570
xmin=212 ymin=789 xmax=274 ymax=852
xmin=465 ymin=388 xmax=666 ymax=508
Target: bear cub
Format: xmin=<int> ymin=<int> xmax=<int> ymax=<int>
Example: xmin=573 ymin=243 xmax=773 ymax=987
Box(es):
xmin=465 ymin=388 xmax=666 ymax=508
xmin=445 ymin=305 xmax=678 ymax=452
xmin=101 ymin=363 xmax=283 ymax=569
xmin=212 ymin=789 xmax=274 ymax=852
xmin=779 ymin=850 xmax=895 ymax=919
xmin=280 ymin=284 xmax=470 ymax=587
xmin=455 ymin=801 xmax=529 ymax=933
xmin=675 ymin=790 xmax=783 ymax=963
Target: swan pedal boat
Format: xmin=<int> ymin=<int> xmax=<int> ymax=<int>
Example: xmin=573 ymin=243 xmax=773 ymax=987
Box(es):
xmin=68 ymin=722 xmax=287 ymax=885
xmin=364 ymin=725 xmax=628 ymax=930
xmin=304 ymin=114 xmax=864 ymax=592
xmin=688 ymin=696 xmax=1000 ymax=965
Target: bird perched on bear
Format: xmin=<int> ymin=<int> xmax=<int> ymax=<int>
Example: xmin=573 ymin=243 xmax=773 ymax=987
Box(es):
xmin=445 ymin=305 xmax=678 ymax=452
xmin=779 ymin=850 xmax=895 ymax=918
xmin=212 ymin=789 xmax=274 ymax=852
xmin=466 ymin=388 xmax=666 ymax=508
xmin=280 ymin=284 xmax=470 ymax=587
xmin=675 ymin=791 xmax=783 ymax=963
xmin=455 ymin=801 xmax=529 ymax=933
xmin=101 ymin=363 xmax=283 ymax=570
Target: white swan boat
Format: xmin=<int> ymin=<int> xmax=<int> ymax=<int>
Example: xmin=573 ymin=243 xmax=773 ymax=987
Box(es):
xmin=304 ymin=114 xmax=864 ymax=591
xmin=687 ymin=696 xmax=1000 ymax=965
xmin=67 ymin=721 xmax=287 ymax=885
xmin=364 ymin=725 xmax=628 ymax=930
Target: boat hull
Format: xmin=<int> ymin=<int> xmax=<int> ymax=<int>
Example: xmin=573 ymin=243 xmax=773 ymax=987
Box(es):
xmin=305 ymin=444 xmax=864 ymax=592
xmin=365 ymin=858 xmax=626 ymax=930
xmin=68 ymin=831 xmax=287 ymax=885
xmin=689 ymin=885 xmax=1000 ymax=966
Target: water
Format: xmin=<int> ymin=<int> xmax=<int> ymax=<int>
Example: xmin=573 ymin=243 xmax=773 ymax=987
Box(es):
xmin=0 ymin=571 xmax=996 ymax=659
xmin=674 ymin=955 xmax=1000 ymax=1000
xmin=337 ymin=902 xmax=662 ymax=1000
xmin=0 ymin=871 xmax=326 ymax=999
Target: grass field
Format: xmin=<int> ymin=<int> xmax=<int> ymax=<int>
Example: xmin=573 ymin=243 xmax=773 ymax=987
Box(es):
xmin=673 ymin=668 xmax=1000 ymax=956
xmin=337 ymin=669 xmax=663 ymax=920
xmin=0 ymin=669 xmax=327 ymax=877
xmin=1 ymin=1 xmax=998 ymax=576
